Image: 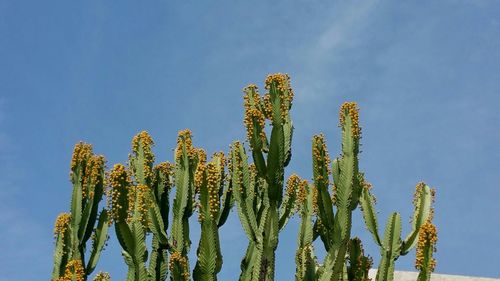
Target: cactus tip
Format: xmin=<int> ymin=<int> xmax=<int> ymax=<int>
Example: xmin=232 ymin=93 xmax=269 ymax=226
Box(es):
xmin=54 ymin=213 xmax=71 ymax=238
xmin=339 ymin=102 xmax=361 ymax=139
xmin=70 ymin=142 xmax=93 ymax=176
xmin=175 ymin=129 xmax=195 ymax=160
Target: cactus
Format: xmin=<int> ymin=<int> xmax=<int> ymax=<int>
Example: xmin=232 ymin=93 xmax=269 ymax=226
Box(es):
xmin=230 ymin=74 xmax=295 ymax=281
xmin=108 ymin=132 xmax=172 ymax=281
xmin=312 ymin=102 xmax=364 ymax=280
xmin=359 ymin=181 xmax=435 ymax=281
xmin=169 ymin=129 xmax=203 ymax=280
xmin=294 ymin=176 xmax=318 ymax=281
xmin=52 ymin=143 xmax=110 ymax=281
xmin=192 ymin=152 xmax=233 ymax=281
xmin=149 ymin=162 xmax=174 ymax=281
xmin=52 ymin=73 xmax=438 ymax=281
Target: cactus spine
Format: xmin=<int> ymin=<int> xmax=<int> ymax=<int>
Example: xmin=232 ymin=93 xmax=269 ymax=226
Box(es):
xmin=52 ymin=143 xmax=110 ymax=281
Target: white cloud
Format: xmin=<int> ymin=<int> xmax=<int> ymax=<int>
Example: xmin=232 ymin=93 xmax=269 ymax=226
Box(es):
xmin=295 ymin=1 xmax=378 ymax=103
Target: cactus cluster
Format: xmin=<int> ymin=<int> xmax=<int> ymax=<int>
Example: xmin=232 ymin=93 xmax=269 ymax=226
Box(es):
xmin=51 ymin=73 xmax=437 ymax=281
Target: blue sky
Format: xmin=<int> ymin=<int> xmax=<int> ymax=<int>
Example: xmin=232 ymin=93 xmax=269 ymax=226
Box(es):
xmin=1 ymin=1 xmax=499 ymax=280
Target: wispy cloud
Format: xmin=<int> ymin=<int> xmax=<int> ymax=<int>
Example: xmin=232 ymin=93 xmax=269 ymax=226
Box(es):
xmin=311 ymin=1 xmax=378 ymax=63
xmin=295 ymin=1 xmax=378 ymax=103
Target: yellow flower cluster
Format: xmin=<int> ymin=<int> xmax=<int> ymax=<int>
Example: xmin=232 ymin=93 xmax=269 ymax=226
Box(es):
xmin=92 ymin=271 xmax=111 ymax=281
xmin=70 ymin=142 xmax=93 ymax=179
xmin=415 ymin=221 xmax=438 ymax=271
xmin=297 ymin=180 xmax=309 ymax=207
xmin=262 ymin=93 xmax=273 ymax=120
xmin=155 ymin=161 xmax=173 ymax=175
xmin=243 ymin=86 xmax=267 ymax=150
xmin=206 ymin=162 xmax=221 ymax=218
xmin=197 ymin=148 xmax=207 ymax=165
xmin=339 ymin=102 xmax=361 ymax=139
xmin=312 ymin=187 xmax=319 ymax=215
xmin=264 ymin=73 xmax=294 ymax=123
xmin=169 ymin=251 xmax=190 ymax=281
xmin=131 ymin=131 xmax=155 ymax=182
xmin=108 ymin=164 xmax=132 ymax=223
xmin=312 ymin=134 xmax=331 ymax=185
xmin=231 ymin=142 xmax=244 ymax=190
xmin=213 ymin=151 xmax=226 ymax=167
xmin=54 ymin=213 xmax=71 ymax=238
xmin=56 ymin=259 xmax=85 ymax=281
xmin=82 ymin=155 xmax=106 ymax=199
xmin=285 ymin=174 xmax=301 ymax=197
xmin=244 ymin=108 xmax=266 ymax=150
xmin=135 ymin=184 xmax=151 ymax=227
xmin=175 ymin=129 xmax=196 ymax=162
xmin=194 ymin=162 xmax=206 ymax=194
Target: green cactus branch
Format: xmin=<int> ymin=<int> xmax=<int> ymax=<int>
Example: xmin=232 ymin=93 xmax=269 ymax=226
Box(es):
xmin=52 ymin=143 xmax=109 ymax=281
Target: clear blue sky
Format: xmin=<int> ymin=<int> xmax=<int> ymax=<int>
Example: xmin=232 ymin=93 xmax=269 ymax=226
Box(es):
xmin=1 ymin=1 xmax=499 ymax=280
